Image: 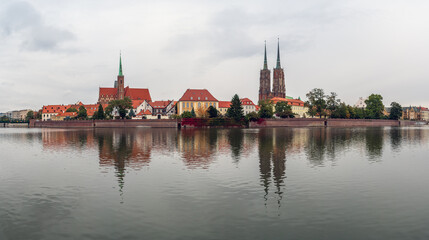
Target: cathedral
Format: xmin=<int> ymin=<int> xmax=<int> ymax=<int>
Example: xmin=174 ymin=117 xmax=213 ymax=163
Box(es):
xmin=98 ymin=54 xmax=152 ymax=105
xmin=259 ymin=39 xmax=286 ymax=101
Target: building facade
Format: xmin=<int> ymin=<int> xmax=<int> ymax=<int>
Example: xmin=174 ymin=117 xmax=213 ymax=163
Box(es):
xmin=98 ymin=54 xmax=152 ymax=105
xmin=271 ymin=97 xmax=308 ymax=118
xmin=259 ymin=39 xmax=286 ymax=102
xmin=177 ymin=89 xmax=219 ymax=117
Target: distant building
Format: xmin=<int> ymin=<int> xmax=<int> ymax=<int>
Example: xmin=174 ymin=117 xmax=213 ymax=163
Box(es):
xmin=41 ymin=102 xmax=102 ymax=121
xmin=98 ymin=54 xmax=152 ymax=105
xmin=177 ymin=89 xmax=218 ymax=117
xmin=259 ymin=39 xmax=286 ymax=101
xmin=218 ymin=101 xmax=231 ymax=116
xmin=354 ymin=97 xmax=367 ymax=108
xmin=218 ymin=98 xmax=257 ymax=116
xmin=271 ymin=97 xmax=308 ymax=118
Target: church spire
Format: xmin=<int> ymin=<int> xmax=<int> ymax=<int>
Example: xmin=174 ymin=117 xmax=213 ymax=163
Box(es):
xmin=263 ymin=41 xmax=268 ymax=70
xmin=276 ymin=38 xmax=281 ymax=69
xmin=118 ymin=52 xmax=123 ymax=76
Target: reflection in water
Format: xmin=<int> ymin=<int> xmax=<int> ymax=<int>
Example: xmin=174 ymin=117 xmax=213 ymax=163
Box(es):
xmin=365 ymin=128 xmax=384 ymax=160
xmin=37 ymin=127 xmax=429 ymax=205
xmin=258 ymin=129 xmax=290 ymax=209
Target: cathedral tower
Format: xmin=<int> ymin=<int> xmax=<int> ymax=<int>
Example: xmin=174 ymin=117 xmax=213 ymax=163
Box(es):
xmin=259 ymin=42 xmax=271 ymax=101
xmin=272 ymin=39 xmax=285 ymax=98
xmin=117 ymin=53 xmax=125 ymax=100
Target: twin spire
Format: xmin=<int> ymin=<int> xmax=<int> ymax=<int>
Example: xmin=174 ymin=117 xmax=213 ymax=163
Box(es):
xmin=263 ymin=38 xmax=281 ymax=70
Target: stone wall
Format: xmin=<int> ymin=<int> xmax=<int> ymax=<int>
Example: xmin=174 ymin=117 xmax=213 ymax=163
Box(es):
xmin=30 ymin=119 xmax=177 ymax=128
xmin=326 ymin=119 xmax=399 ymax=127
xmin=249 ymin=118 xmax=325 ymax=128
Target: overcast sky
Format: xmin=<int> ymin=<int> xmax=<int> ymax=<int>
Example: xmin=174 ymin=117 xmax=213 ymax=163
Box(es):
xmin=1 ymin=0 xmax=428 ymax=112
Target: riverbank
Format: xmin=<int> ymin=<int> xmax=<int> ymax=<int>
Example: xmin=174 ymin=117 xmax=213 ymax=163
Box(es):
xmin=28 ymin=118 xmax=421 ymax=128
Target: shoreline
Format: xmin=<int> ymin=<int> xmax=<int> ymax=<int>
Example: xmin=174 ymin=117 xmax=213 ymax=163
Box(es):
xmin=26 ymin=119 xmax=422 ymax=129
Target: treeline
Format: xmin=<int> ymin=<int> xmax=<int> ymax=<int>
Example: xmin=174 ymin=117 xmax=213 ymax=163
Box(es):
xmin=305 ymin=88 xmax=403 ymax=120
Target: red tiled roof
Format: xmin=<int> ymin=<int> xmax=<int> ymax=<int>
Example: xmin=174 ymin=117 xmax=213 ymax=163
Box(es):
xmin=218 ymin=101 xmax=231 ymax=108
xmin=99 ymin=88 xmax=117 ymax=97
xmin=179 ymin=89 xmax=218 ymax=102
xmin=42 ymin=105 xmax=69 ymax=114
xmin=149 ymin=101 xmax=172 ymax=109
xmin=132 ymin=100 xmax=144 ymax=109
xmin=56 ymin=112 xmax=77 ymax=117
xmin=271 ymin=97 xmax=305 ymax=106
xmin=137 ymin=109 xmax=152 ymax=116
xmin=240 ymin=98 xmax=255 ymax=106
xmin=125 ymin=87 xmax=152 ymax=101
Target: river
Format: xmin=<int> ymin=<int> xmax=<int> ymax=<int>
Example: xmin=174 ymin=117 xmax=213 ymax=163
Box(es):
xmin=1 ymin=127 xmax=428 ymax=240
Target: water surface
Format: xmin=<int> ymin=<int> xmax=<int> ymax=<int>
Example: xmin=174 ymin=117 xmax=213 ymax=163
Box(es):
xmin=1 ymin=127 xmax=429 ymax=240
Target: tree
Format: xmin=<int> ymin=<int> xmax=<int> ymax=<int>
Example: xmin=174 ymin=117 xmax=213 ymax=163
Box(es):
xmin=258 ymin=100 xmax=273 ymax=118
xmin=275 ymin=101 xmax=294 ymax=118
xmin=107 ymin=97 xmax=133 ymax=119
xmin=226 ymin=94 xmax=244 ymax=121
xmin=331 ymin=102 xmax=349 ymax=118
xmin=190 ymin=108 xmax=196 ymax=118
xmin=77 ymin=106 xmax=87 ymax=119
xmin=181 ymin=111 xmax=193 ymax=118
xmin=25 ymin=110 xmax=34 ymax=121
xmin=66 ymin=107 xmax=78 ymax=112
xmin=305 ymin=88 xmax=327 ymax=118
xmin=94 ymin=104 xmax=105 ymax=120
xmin=326 ymin=92 xmax=340 ymax=117
xmin=246 ymin=112 xmax=259 ymax=121
xmin=0 ymin=116 xmax=10 ymax=122
xmin=128 ymin=109 xmax=136 ymax=118
xmin=389 ymin=102 xmax=403 ymax=120
xmin=207 ymin=106 xmax=218 ymax=118
xmin=365 ymin=94 xmax=384 ymax=119
xmin=196 ymin=107 xmax=208 ymax=118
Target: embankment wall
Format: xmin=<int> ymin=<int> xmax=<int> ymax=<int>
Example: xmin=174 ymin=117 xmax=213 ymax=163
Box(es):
xmin=30 ymin=119 xmax=177 ymax=128
xmin=250 ymin=119 xmax=417 ymax=128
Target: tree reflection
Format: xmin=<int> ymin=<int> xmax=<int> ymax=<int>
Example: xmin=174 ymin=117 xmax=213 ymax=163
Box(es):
xmin=304 ymin=128 xmax=327 ymax=166
xmin=390 ymin=127 xmax=402 ymax=151
xmin=178 ymin=129 xmax=217 ymax=169
xmin=365 ymin=128 xmax=384 ymax=160
xmin=227 ymin=129 xmax=244 ymax=162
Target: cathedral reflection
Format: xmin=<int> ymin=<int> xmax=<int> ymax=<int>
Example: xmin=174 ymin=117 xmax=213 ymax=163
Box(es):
xmin=258 ymin=128 xmax=293 ymax=208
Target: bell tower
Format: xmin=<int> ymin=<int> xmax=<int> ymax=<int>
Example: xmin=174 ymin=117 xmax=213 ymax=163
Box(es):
xmin=272 ymin=39 xmax=285 ymax=98
xmin=259 ymin=41 xmax=271 ymax=101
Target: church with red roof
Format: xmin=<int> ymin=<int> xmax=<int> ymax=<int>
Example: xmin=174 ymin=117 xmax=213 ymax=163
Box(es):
xmin=98 ymin=54 xmax=152 ymax=105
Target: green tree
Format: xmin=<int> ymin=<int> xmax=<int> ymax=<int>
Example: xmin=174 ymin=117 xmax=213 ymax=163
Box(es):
xmin=389 ymin=102 xmax=403 ymax=120
xmin=226 ymin=94 xmax=244 ymax=121
xmin=246 ymin=112 xmax=259 ymax=121
xmin=25 ymin=110 xmax=34 ymax=121
xmin=128 ymin=109 xmax=136 ymax=118
xmin=107 ymin=97 xmax=133 ymax=119
xmin=305 ymin=88 xmax=327 ymax=118
xmin=94 ymin=104 xmax=105 ymax=120
xmin=66 ymin=107 xmax=78 ymax=112
xmin=326 ymin=92 xmax=340 ymax=117
xmin=181 ymin=111 xmax=194 ymax=118
xmin=365 ymin=94 xmax=384 ymax=119
xmin=190 ymin=108 xmax=196 ymax=118
xmin=275 ymin=101 xmax=294 ymax=118
xmin=0 ymin=116 xmax=10 ymax=122
xmin=77 ymin=106 xmax=88 ymax=119
xmin=258 ymin=100 xmax=273 ymax=118
xmin=207 ymin=106 xmax=218 ymax=118
xmin=331 ymin=102 xmax=349 ymax=118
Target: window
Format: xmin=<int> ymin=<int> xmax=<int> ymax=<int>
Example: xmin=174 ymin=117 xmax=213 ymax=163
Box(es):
xmin=183 ymin=102 xmax=185 ymax=108
xmin=198 ymin=102 xmax=201 ymax=107
xmin=205 ymin=97 xmax=208 ymax=100
xmin=187 ymin=102 xmax=189 ymax=108
xmin=190 ymin=97 xmax=193 ymax=100
xmin=198 ymin=97 xmax=200 ymax=100
xmin=205 ymin=103 xmax=208 ymax=107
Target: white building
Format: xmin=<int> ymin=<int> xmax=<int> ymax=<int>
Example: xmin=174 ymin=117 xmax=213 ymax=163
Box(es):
xmin=354 ymin=97 xmax=367 ymax=108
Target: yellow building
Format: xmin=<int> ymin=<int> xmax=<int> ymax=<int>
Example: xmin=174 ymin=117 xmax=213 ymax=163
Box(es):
xmin=177 ymin=89 xmax=219 ymax=117
xmin=271 ymin=97 xmax=308 ymax=118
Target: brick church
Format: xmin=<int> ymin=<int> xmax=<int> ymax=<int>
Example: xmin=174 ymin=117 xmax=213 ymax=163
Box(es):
xmin=259 ymin=39 xmax=286 ymax=101
xmin=98 ymin=54 xmax=152 ymax=105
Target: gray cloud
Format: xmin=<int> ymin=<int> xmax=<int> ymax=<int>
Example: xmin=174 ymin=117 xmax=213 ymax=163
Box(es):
xmin=0 ymin=1 xmax=75 ymax=51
